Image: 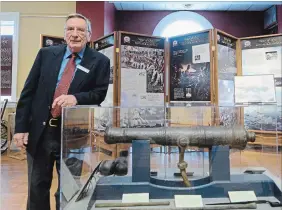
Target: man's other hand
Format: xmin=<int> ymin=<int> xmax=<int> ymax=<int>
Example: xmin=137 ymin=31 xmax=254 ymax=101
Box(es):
xmin=13 ymin=133 xmax=29 ymax=148
xmin=52 ymin=94 xmax=77 ymax=108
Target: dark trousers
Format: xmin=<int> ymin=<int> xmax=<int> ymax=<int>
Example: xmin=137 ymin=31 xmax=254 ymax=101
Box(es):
xmin=27 ymin=125 xmax=61 ymax=210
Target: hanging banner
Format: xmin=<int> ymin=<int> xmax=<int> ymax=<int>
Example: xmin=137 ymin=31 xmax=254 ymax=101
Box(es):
xmin=169 ymin=31 xmax=211 ymax=104
xmin=1 ymin=35 xmax=13 ymax=96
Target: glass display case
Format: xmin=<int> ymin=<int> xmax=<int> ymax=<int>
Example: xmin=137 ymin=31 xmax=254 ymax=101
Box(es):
xmin=60 ymin=105 xmax=281 ymax=210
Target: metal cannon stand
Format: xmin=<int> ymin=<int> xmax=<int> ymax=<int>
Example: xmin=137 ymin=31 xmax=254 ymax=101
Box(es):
xmin=93 ymin=140 xmax=282 ymax=203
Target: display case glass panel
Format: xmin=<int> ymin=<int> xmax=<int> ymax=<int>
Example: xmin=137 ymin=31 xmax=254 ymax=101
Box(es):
xmin=60 ymin=105 xmax=281 ymax=210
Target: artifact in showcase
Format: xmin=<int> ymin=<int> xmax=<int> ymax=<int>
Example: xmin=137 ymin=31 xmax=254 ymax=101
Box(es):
xmin=104 ymin=126 xmax=255 ymax=186
xmin=70 ymin=125 xmax=282 ymax=210
xmin=75 ymin=156 xmax=128 ymax=202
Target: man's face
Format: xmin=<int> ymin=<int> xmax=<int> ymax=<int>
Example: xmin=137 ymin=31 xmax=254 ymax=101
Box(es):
xmin=64 ymin=17 xmax=91 ymax=52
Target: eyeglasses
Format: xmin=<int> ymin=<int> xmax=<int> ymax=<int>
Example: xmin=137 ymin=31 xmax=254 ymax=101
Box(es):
xmin=65 ymin=26 xmax=88 ymax=35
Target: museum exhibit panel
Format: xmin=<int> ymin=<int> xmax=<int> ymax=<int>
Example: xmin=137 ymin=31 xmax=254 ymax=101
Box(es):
xmin=57 ymin=28 xmax=282 ymax=209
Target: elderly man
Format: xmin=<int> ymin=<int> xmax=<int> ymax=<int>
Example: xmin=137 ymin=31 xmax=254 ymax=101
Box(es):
xmin=13 ymin=13 xmax=110 ymax=210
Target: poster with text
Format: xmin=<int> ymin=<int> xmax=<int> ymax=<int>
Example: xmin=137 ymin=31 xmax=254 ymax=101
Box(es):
xmin=119 ymin=33 xmax=165 ymax=127
xmin=1 ymin=35 xmax=13 ymax=96
xmin=93 ymin=34 xmax=115 ymax=130
xmin=241 ymin=35 xmax=282 ymax=131
xmin=169 ymin=31 xmax=211 ymax=104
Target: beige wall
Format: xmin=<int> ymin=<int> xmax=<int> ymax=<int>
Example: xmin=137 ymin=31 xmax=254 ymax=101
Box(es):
xmin=2 ymin=1 xmax=76 ymax=98
xmin=1 ymin=1 xmax=76 ymax=119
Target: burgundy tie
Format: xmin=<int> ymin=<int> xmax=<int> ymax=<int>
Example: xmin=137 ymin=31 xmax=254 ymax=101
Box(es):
xmin=51 ymin=53 xmax=77 ymax=118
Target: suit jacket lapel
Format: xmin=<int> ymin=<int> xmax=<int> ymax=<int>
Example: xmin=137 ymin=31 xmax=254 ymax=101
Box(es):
xmin=47 ymin=45 xmax=66 ymax=104
xmin=69 ymin=46 xmax=96 ymax=92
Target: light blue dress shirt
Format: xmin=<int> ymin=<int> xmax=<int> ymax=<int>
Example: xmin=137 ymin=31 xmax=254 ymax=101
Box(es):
xmin=56 ymin=46 xmax=86 ymax=87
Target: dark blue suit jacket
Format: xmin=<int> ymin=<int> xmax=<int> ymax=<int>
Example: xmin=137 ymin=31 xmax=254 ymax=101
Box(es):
xmin=15 ymin=44 xmax=110 ymax=156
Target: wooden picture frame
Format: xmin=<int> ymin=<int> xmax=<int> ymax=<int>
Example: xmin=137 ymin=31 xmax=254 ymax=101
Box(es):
xmin=40 ymin=34 xmax=66 ymax=48
xmin=92 ymin=32 xmax=118 ymax=158
xmin=116 ymin=31 xmax=166 ymax=153
xmin=213 ymin=29 xmax=242 ymax=126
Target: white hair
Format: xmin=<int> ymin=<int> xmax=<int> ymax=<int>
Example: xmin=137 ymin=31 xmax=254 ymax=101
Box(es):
xmin=65 ymin=13 xmax=92 ymax=34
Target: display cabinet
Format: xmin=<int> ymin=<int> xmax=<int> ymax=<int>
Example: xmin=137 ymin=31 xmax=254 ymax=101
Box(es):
xmin=60 ymin=105 xmax=281 ymax=210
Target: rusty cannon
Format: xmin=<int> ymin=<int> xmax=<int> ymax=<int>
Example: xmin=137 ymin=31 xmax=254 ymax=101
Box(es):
xmin=104 ymin=126 xmax=256 ymax=150
xmin=104 ymin=125 xmax=255 ymax=187
xmin=80 ymin=125 xmax=282 ymax=208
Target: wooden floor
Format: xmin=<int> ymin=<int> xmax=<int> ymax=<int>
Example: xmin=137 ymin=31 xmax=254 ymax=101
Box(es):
xmin=1 ymin=148 xmax=281 ymax=210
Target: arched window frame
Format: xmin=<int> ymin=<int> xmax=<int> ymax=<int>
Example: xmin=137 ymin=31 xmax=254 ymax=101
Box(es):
xmin=153 ymin=11 xmax=213 ymax=37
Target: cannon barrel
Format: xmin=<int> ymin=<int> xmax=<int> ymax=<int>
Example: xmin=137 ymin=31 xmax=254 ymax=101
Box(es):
xmin=104 ymin=126 xmax=255 ymax=150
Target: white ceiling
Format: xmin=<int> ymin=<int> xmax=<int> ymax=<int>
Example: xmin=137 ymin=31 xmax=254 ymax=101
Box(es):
xmin=111 ymin=1 xmax=282 ymax=11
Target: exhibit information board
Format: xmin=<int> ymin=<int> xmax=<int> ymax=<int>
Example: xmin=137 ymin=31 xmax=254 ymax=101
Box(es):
xmin=119 ymin=32 xmax=166 ymax=128
xmin=241 ymin=35 xmax=282 ymax=132
xmin=169 ymin=30 xmax=211 ymax=104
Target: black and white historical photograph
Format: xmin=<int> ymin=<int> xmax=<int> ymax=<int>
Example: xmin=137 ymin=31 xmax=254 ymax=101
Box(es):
xmin=244 ymin=106 xmax=282 ymax=132
xmin=218 ymin=80 xmax=235 ymax=105
xmin=94 ymin=107 xmax=114 ymax=132
xmin=235 ymin=75 xmax=276 ymax=104
xmin=217 ymin=33 xmax=237 ymax=74
xmin=170 ymin=53 xmax=211 ymax=102
xmin=275 ymin=77 xmax=282 ymax=87
xmin=218 ymin=45 xmax=236 ymax=74
xmin=41 ymin=35 xmax=66 ymax=47
xmin=1 ymin=35 xmax=13 ymax=96
xmin=265 ymin=51 xmax=278 ymax=60
xmin=120 ymin=107 xmax=165 ymax=128
xmin=171 ymin=61 xmax=210 ymax=101
xmin=219 ymin=107 xmax=240 ymax=127
xmin=121 ymin=45 xmax=164 ymax=93
xmin=169 ymin=32 xmax=211 ymax=102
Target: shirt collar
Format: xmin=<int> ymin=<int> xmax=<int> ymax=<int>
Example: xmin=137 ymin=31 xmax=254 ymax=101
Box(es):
xmin=64 ymin=46 xmax=86 ymax=59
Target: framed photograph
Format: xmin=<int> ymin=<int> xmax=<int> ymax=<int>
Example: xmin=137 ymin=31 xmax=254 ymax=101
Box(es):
xmin=1 ymin=35 xmax=13 ymax=96
xmin=234 ymin=74 xmax=276 ymax=104
xmin=40 ymin=34 xmax=66 ymax=47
